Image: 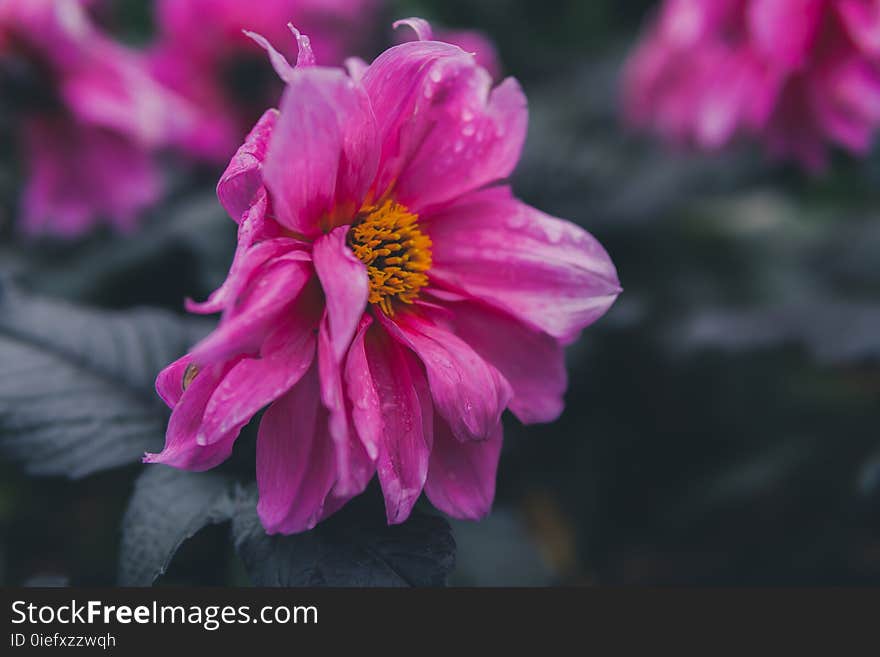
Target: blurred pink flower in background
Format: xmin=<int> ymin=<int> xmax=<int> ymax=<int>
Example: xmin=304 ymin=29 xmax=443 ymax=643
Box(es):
xmin=150 ymin=0 xmax=381 ymax=165
xmin=438 ymin=29 xmax=502 ymax=80
xmin=147 ymin=20 xmax=620 ymax=534
xmin=623 ymin=0 xmax=880 ymax=171
xmin=0 ymin=0 xmax=189 ymax=237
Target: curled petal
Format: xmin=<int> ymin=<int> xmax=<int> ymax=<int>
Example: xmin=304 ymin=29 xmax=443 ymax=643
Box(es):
xmin=185 ymin=231 xmax=304 ymax=316
xmin=243 ymin=30 xmax=298 ymax=83
xmin=155 ymin=354 xmax=194 ymax=409
xmin=289 ymin=24 xmax=316 ymax=67
xmin=145 ymin=360 xmax=241 ymax=471
xmin=393 ymin=17 xmax=434 ymax=41
xmin=216 ymin=110 xmax=278 ymax=223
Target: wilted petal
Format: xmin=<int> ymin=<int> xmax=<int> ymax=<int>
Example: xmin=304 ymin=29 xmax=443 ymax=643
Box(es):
xmin=216 ymin=109 xmax=278 ymax=223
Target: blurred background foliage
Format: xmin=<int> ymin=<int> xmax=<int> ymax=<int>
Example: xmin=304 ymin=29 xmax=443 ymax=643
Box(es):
xmin=1 ymin=0 xmax=879 ymax=586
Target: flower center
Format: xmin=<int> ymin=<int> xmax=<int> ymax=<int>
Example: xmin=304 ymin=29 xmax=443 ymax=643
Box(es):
xmin=347 ymin=199 xmax=432 ymax=316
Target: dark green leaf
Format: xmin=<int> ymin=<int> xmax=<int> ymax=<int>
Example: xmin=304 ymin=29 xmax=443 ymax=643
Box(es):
xmin=232 ymin=486 xmax=456 ymax=587
xmin=0 ymin=282 xmax=210 ymax=477
xmin=118 ymin=467 xmax=235 ymax=586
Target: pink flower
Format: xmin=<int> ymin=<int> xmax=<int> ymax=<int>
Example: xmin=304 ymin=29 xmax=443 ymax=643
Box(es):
xmin=0 ymin=0 xmax=187 ymax=236
xmin=150 ymin=0 xmax=381 ymax=164
xmin=622 ymin=0 xmax=880 ymax=171
xmin=147 ymin=20 xmax=620 ymax=534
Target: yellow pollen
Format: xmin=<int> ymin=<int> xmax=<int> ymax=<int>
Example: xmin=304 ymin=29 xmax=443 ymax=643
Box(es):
xmin=347 ymin=199 xmax=432 ymax=316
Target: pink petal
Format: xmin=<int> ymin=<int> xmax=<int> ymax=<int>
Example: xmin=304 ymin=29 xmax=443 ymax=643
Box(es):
xmin=197 ymin=311 xmax=319 ymax=446
xmin=809 ymin=55 xmax=880 ymax=154
xmin=362 ymin=41 xmax=527 ymax=213
xmin=216 ymin=109 xmax=278 ymax=223
xmin=144 ymin=360 xmax=241 ymax=471
xmin=312 ymin=226 xmax=369 ymax=361
xmin=256 ymin=366 xmax=337 ymax=534
xmin=155 ymin=354 xmax=193 ymax=409
xmin=427 ymin=186 xmax=621 ymax=341
xmin=263 ymin=67 xmax=378 ymax=236
xmin=837 ymin=0 xmax=880 ymax=57
xmin=393 ymin=17 xmax=434 ymax=41
xmin=190 ymin=256 xmax=314 ymax=365
xmin=654 ymin=0 xmax=737 ymax=46
xmin=289 ymin=24 xmax=316 ymax=67
xmin=379 ymin=312 xmax=512 ymax=444
xmin=243 ymin=30 xmax=298 ymax=83
xmin=446 ymin=300 xmax=567 ymax=424
xmin=62 ymin=48 xmax=191 ymax=149
xmin=746 ymin=0 xmax=823 ymax=71
xmin=186 ymin=233 xmax=304 ymax=316
xmin=425 ymin=418 xmax=502 ymax=520
xmin=344 ymin=56 xmax=369 ymax=81
xmin=316 ymin=312 xmax=374 ymax=497
xmin=362 ymin=322 xmax=433 ymax=524
xmin=344 ymin=315 xmax=382 ymax=461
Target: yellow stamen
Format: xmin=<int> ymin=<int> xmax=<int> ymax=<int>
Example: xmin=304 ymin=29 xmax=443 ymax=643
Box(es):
xmin=347 ymin=199 xmax=432 ymax=316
